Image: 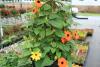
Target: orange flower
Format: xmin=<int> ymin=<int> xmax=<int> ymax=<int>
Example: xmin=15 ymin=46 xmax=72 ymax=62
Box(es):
xmin=32 ymin=8 xmax=38 ymax=14
xmin=35 ymin=0 xmax=42 ymax=8
xmin=73 ymin=31 xmax=80 ymax=40
xmin=58 ymin=57 xmax=68 ymax=67
xmin=61 ymin=37 xmax=66 ymax=44
xmin=61 ymin=31 xmax=72 ymax=44
xmin=64 ymin=31 xmax=72 ymax=41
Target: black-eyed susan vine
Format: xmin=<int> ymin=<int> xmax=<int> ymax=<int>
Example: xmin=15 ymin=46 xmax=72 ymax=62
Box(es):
xmin=0 ymin=0 xmax=81 ymax=67
xmin=21 ymin=0 xmax=79 ymax=67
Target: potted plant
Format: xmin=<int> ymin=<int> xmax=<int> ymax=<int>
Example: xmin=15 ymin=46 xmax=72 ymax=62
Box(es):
xmin=19 ymin=0 xmax=80 ymax=67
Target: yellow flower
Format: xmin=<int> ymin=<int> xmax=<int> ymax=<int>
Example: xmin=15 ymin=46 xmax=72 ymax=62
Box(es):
xmin=31 ymin=51 xmax=41 ymax=61
xmin=54 ymin=56 xmax=58 ymax=60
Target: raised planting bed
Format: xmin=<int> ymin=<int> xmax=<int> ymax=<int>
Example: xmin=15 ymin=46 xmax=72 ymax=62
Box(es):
xmin=0 ymin=24 xmax=25 ymax=49
xmin=71 ymin=29 xmax=93 ymax=40
xmin=0 ymin=32 xmax=24 ymax=49
xmin=71 ymin=43 xmax=89 ymax=65
xmin=70 ymin=29 xmax=93 ymax=66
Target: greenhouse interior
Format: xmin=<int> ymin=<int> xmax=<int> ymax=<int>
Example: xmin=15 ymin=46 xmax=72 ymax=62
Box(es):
xmin=0 ymin=0 xmax=100 ymax=67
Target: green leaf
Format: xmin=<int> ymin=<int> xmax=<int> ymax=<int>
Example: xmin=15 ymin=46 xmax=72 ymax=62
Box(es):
xmin=42 ymin=46 xmax=51 ymax=58
xmin=33 ymin=42 xmax=40 ymax=48
xmin=63 ymin=45 xmax=70 ymax=52
xmin=42 ymin=56 xmax=53 ymax=67
xmin=64 ymin=19 xmax=72 ymax=27
xmin=32 ymin=48 xmax=40 ymax=52
xmin=49 ymin=19 xmax=64 ymax=29
xmin=39 ymin=29 xmax=45 ymax=39
xmin=42 ymin=52 xmax=46 ymax=58
xmin=35 ymin=17 xmax=47 ymax=25
xmin=51 ymin=48 xmax=56 ymax=54
xmin=49 ymin=14 xmax=59 ymax=20
xmin=42 ymin=4 xmax=51 ymax=10
xmin=43 ymin=47 xmax=51 ymax=53
xmin=57 ymin=43 xmax=65 ymax=51
xmin=46 ymin=28 xmax=54 ymax=36
xmin=56 ymin=51 xmax=61 ymax=58
xmin=35 ymin=60 xmax=43 ymax=67
xmin=21 ymin=41 xmax=33 ymax=49
xmin=0 ymin=56 xmax=7 ymax=66
xmin=19 ymin=49 xmax=31 ymax=58
xmin=51 ymin=42 xmax=57 ymax=48
xmin=43 ymin=37 xmax=53 ymax=43
xmin=17 ymin=58 xmax=31 ymax=67
xmin=34 ymin=28 xmax=40 ymax=35
xmin=55 ymin=30 xmax=64 ymax=37
xmin=66 ymin=52 xmax=72 ymax=61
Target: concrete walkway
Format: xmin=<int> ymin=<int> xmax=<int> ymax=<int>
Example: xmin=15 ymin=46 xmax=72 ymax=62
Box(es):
xmin=73 ymin=16 xmax=100 ymax=67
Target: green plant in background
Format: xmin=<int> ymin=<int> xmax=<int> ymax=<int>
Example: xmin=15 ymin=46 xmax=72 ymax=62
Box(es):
xmin=0 ymin=52 xmax=18 ymax=67
xmin=11 ymin=9 xmax=18 ymax=16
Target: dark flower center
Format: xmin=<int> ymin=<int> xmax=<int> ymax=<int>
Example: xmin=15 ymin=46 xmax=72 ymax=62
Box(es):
xmin=37 ymin=1 xmax=40 ymax=3
xmin=33 ymin=9 xmax=35 ymax=11
xmin=61 ymin=62 xmax=64 ymax=64
xmin=35 ymin=54 xmax=37 ymax=56
xmin=75 ymin=33 xmax=76 ymax=36
xmin=67 ymin=34 xmax=69 ymax=37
